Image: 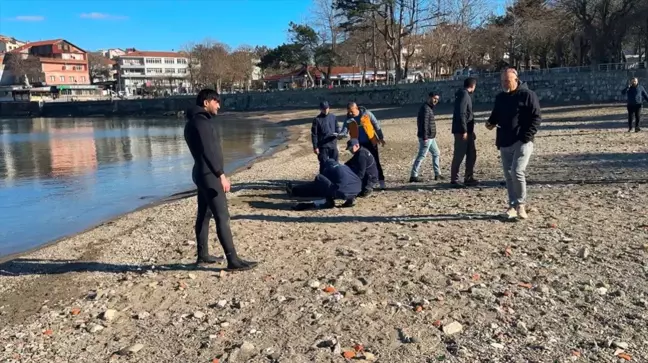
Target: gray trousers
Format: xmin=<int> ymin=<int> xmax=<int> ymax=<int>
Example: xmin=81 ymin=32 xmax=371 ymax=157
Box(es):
xmin=450 ymin=134 xmax=476 ymax=182
xmin=500 ymin=141 xmax=534 ymax=206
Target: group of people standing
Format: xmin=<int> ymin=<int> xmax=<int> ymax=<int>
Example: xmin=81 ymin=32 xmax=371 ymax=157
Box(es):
xmin=181 ymin=71 xmax=646 ymax=273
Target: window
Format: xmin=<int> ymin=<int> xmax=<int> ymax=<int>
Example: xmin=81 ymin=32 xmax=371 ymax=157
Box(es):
xmin=73 ymin=65 xmax=83 ymax=71
xmin=60 ymin=76 xmax=65 ymax=82
xmin=147 ymin=68 xmax=163 ymax=74
xmin=69 ymin=76 xmax=75 ymax=82
xmin=164 ymin=58 xmax=175 ymax=64
xmin=50 ymin=75 xmax=55 ymax=82
xmin=81 ymin=76 xmax=86 ymax=82
xmin=145 ymin=58 xmax=162 ymax=64
xmin=177 ymin=58 xmax=188 ymax=64
xmin=177 ymin=68 xmax=187 ymax=74
xmin=164 ymin=68 xmax=175 ymax=74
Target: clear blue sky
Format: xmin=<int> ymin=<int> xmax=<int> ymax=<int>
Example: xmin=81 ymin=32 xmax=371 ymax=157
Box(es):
xmin=0 ymin=0 xmax=506 ymax=52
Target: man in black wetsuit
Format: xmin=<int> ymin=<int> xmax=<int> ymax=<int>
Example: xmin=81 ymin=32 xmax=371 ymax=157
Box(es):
xmin=184 ymin=89 xmax=257 ymax=271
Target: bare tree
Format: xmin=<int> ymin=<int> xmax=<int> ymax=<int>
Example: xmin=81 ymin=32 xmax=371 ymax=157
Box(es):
xmin=310 ymin=0 xmax=344 ymax=82
xmin=4 ymin=53 xmax=42 ymax=85
xmin=87 ymin=52 xmax=113 ymax=83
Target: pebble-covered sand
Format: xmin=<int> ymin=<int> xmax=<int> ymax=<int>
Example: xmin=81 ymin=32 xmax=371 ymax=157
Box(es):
xmin=1 ymin=103 xmax=647 ymax=363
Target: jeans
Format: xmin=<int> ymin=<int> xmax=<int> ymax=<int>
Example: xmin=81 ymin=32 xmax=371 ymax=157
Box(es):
xmin=627 ymin=104 xmax=642 ymax=130
xmin=450 ymin=133 xmax=476 ymax=182
xmin=410 ymin=138 xmax=440 ymax=177
xmin=317 ymin=146 xmax=339 ymax=173
xmin=500 ymin=141 xmax=534 ymax=206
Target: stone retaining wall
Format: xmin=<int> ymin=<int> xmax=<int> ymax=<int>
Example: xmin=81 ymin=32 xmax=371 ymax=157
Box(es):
xmin=1 ymin=69 xmax=645 ymax=118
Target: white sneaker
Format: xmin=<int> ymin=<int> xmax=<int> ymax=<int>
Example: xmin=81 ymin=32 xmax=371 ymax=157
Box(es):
xmin=517 ymin=205 xmax=528 ymax=219
xmin=503 ymin=207 xmax=518 ymax=219
xmin=379 ymin=180 xmax=386 ymax=189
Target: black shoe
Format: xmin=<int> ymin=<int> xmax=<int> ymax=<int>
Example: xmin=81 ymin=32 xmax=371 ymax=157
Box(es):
xmin=450 ymin=181 xmax=465 ymax=188
xmin=359 ymin=188 xmax=373 ymax=198
xmin=293 ymin=202 xmax=316 ymax=211
xmin=341 ymin=198 xmax=355 ymax=208
xmin=323 ymin=198 xmax=335 ymax=209
xmin=434 ymin=175 xmax=445 ymax=181
xmin=464 ymin=178 xmax=480 ymax=186
xmin=225 ymin=259 xmax=258 ymax=272
xmin=409 ymin=176 xmax=423 ymax=183
xmin=636 ymin=128 xmax=641 ymax=133
xmin=196 ymin=255 xmax=224 ymax=264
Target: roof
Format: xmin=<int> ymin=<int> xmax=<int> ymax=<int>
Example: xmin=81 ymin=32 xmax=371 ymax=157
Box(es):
xmin=11 ymin=39 xmax=88 ymax=55
xmin=121 ymin=50 xmax=188 ymax=58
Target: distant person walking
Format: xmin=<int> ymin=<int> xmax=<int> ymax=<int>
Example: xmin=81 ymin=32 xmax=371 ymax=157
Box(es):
xmin=184 ymin=89 xmax=257 ymax=271
xmin=622 ymin=77 xmax=648 ymax=132
xmin=311 ymin=101 xmax=340 ymax=172
xmin=409 ymin=92 xmax=442 ymax=182
xmin=450 ymin=77 xmax=479 ymax=187
xmin=340 ymin=102 xmax=387 ymax=189
xmin=486 ymin=69 xmax=541 ymax=220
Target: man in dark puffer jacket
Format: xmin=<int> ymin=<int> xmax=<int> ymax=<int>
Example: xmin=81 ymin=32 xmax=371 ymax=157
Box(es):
xmin=409 ymin=92 xmax=441 ymax=182
xmin=622 ymin=77 xmax=648 ymax=132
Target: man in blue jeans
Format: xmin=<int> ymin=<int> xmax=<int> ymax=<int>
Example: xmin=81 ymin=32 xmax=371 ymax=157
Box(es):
xmin=409 ymin=92 xmax=441 ymax=182
xmin=486 ymin=68 xmax=541 ymax=220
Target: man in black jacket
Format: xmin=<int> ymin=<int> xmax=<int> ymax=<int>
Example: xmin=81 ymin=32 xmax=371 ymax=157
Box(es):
xmin=184 ymin=89 xmax=257 ymax=271
xmin=622 ymin=77 xmax=648 ymax=132
xmin=451 ymin=77 xmax=478 ymax=186
xmin=486 ymin=69 xmax=541 ymax=220
xmin=409 ymin=92 xmax=441 ymax=182
xmin=311 ymin=101 xmax=340 ymax=171
xmin=345 ymin=138 xmax=378 ymax=197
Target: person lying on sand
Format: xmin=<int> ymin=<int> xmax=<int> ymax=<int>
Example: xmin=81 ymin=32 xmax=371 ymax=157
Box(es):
xmin=344 ymin=138 xmax=378 ymax=198
xmin=286 ymin=159 xmax=361 ymax=210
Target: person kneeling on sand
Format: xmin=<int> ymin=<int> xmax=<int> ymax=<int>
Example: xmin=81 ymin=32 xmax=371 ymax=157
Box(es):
xmin=286 ymin=159 xmax=361 ymax=210
xmin=344 ymin=138 xmax=378 ymax=197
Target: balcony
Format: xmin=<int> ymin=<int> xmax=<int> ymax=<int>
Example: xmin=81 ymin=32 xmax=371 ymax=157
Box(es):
xmin=120 ymin=63 xmax=145 ymax=69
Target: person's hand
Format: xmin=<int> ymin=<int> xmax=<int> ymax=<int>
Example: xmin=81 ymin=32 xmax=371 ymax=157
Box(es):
xmin=314 ymin=148 xmax=319 ymax=155
xmin=462 ymin=133 xmax=468 ymax=140
xmin=379 ymin=139 xmax=386 ymax=147
xmin=485 ymin=123 xmax=495 ymax=130
xmin=220 ymin=174 xmax=231 ymax=193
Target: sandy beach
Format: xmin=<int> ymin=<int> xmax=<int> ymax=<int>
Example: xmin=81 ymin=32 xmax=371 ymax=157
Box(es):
xmin=1 ymin=103 xmax=647 ymax=363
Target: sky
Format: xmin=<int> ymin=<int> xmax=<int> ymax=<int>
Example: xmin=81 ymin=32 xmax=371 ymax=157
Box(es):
xmin=0 ymin=0 xmax=507 ymax=52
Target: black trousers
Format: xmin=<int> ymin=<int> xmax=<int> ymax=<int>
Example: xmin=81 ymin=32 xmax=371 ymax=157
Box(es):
xmin=360 ymin=142 xmax=384 ymax=181
xmin=291 ymin=174 xmax=342 ymax=199
xmin=317 ymin=146 xmax=339 ymax=173
xmin=628 ymin=104 xmax=642 ymax=129
xmin=194 ymin=181 xmax=238 ymax=261
xmin=450 ymin=133 xmax=476 ymax=182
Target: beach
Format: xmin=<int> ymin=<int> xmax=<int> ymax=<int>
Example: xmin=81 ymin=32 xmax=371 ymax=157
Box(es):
xmin=1 ymin=103 xmax=647 ymax=362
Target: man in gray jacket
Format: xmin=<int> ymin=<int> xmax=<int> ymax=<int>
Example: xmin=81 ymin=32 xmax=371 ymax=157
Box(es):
xmin=451 ymin=77 xmax=478 ymax=186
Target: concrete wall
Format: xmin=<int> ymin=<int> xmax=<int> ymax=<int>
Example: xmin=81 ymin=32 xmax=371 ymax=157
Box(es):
xmin=1 ymin=69 xmax=646 ymax=118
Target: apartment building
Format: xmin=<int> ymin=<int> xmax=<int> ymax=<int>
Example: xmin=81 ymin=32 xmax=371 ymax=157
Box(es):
xmin=10 ymin=39 xmax=91 ymax=85
xmin=0 ymin=35 xmax=25 ymax=53
xmin=116 ymin=50 xmax=191 ymax=95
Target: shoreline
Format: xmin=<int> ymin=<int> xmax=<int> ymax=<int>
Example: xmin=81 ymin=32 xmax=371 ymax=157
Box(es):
xmin=0 ymin=110 xmax=309 ymax=264
xmin=1 ymin=103 xmax=647 ymax=362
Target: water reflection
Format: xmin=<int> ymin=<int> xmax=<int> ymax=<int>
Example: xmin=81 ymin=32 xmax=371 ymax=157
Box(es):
xmin=0 ymin=117 xmax=285 ymax=257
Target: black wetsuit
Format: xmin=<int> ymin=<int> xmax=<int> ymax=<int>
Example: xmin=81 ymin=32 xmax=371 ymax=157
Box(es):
xmin=184 ymin=106 xmax=239 ymax=264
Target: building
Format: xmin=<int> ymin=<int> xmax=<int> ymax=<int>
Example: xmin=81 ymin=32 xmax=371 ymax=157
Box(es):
xmin=0 ymin=35 xmax=25 ymax=53
xmin=1 ymin=39 xmax=101 ymax=101
xmin=99 ymin=48 xmax=126 ymax=60
xmin=263 ymin=66 xmax=390 ymax=89
xmin=116 ymin=50 xmax=191 ymax=96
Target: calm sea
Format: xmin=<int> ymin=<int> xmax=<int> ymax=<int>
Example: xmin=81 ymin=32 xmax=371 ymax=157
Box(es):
xmin=0 ymin=116 xmax=286 ymax=258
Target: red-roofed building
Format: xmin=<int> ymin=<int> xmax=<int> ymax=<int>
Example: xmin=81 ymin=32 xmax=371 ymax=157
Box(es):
xmin=0 ymin=35 xmax=25 ymax=53
xmin=116 ymin=49 xmax=191 ymax=95
xmin=5 ymin=39 xmax=91 ymax=86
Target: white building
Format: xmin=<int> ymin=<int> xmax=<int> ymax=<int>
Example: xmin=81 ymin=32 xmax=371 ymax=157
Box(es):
xmin=0 ymin=35 xmax=25 ymax=53
xmin=99 ymin=48 xmax=126 ymax=60
xmin=116 ymin=50 xmax=191 ymax=96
